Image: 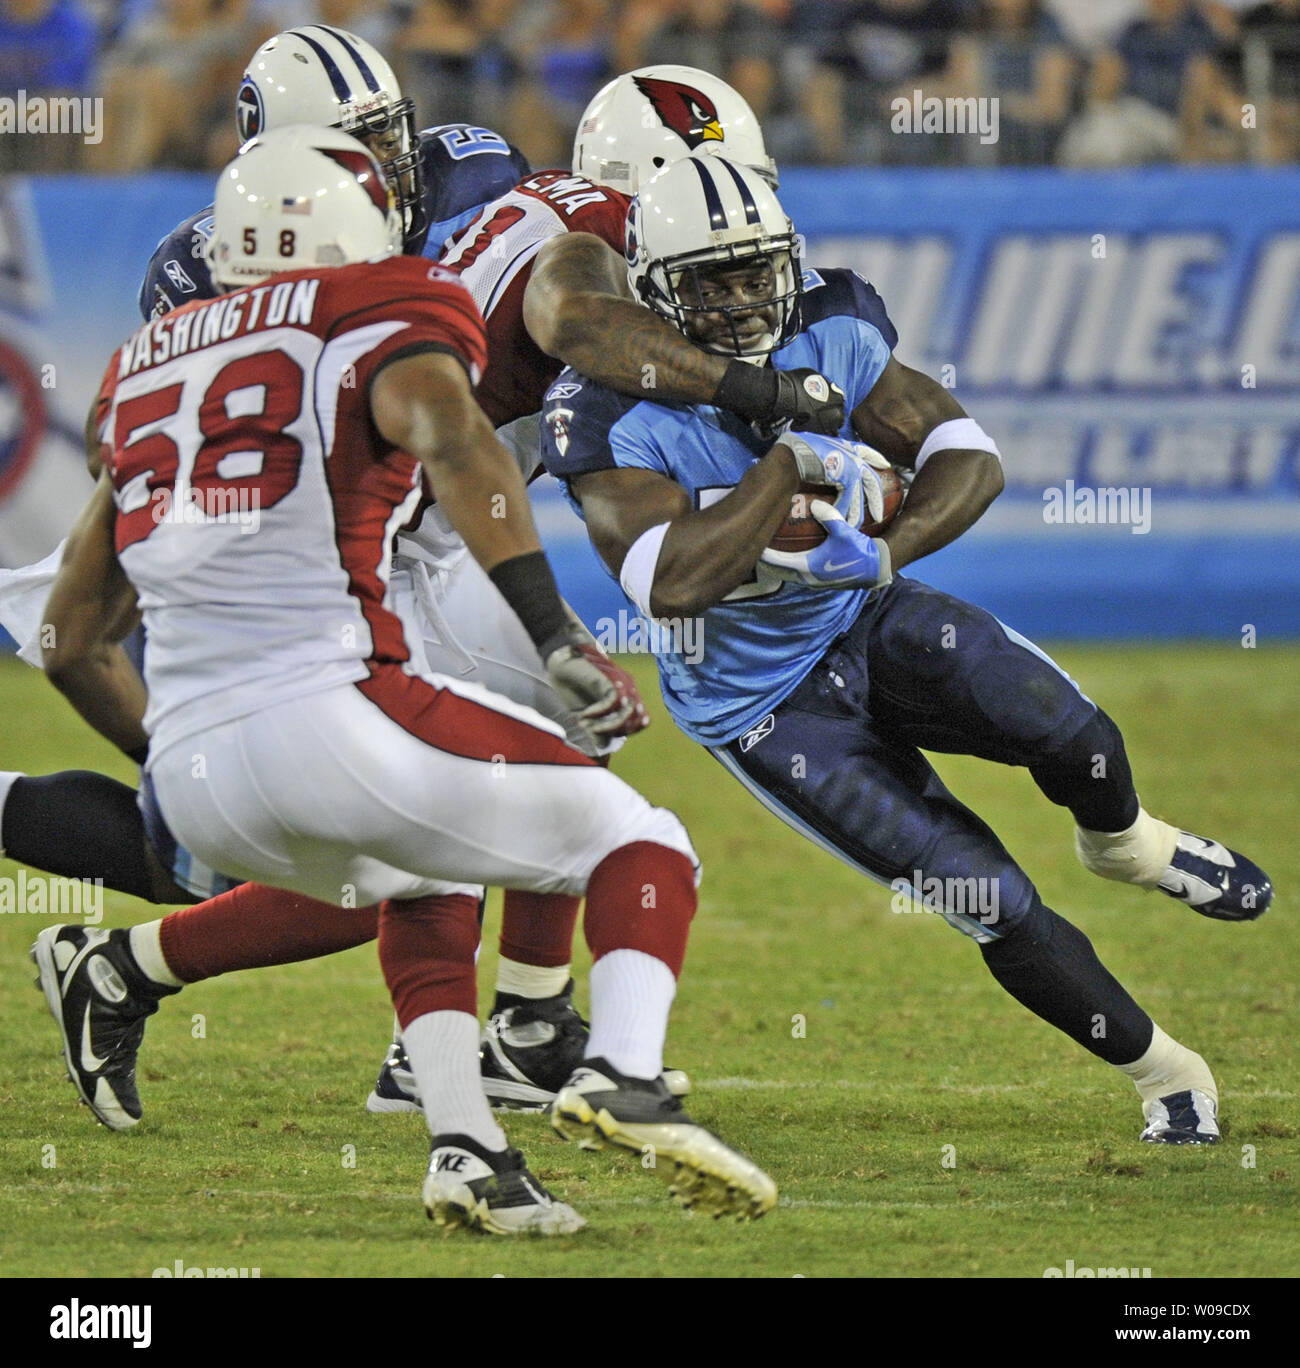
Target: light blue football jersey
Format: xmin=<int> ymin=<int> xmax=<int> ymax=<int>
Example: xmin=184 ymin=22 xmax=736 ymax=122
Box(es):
xmin=541 ymin=268 xmax=898 ymax=745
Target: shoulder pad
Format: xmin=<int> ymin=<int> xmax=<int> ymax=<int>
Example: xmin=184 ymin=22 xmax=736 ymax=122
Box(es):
xmin=138 ymin=207 xmax=217 ymax=322
xmin=800 ymin=267 xmax=897 ymax=350
xmin=541 ymin=370 xmax=643 ymax=481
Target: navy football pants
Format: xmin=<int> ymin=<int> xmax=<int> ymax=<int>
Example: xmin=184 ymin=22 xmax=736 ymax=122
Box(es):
xmin=714 ymin=576 xmax=1154 ymax=1064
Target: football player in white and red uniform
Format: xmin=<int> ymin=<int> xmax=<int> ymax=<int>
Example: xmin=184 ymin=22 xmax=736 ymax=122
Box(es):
xmin=19 ymin=69 xmax=848 ymax=1121
xmin=35 ymin=127 xmax=777 ymax=1232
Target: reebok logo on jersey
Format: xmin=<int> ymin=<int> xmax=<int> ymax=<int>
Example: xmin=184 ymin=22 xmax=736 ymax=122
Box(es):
xmin=163 ymin=259 xmax=196 ymax=295
xmin=739 ymin=715 xmax=775 ymax=752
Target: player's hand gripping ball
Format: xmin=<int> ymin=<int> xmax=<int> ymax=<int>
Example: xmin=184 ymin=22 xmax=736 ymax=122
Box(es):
xmin=769 ymin=432 xmax=905 ymax=553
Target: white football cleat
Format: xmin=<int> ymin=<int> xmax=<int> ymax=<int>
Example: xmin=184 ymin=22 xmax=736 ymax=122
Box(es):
xmin=552 ymin=1057 xmax=777 ymax=1220
xmin=1139 ymin=1089 xmax=1220 ymax=1145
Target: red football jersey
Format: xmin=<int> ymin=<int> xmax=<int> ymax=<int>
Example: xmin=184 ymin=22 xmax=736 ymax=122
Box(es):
xmin=439 ymin=171 xmax=630 ymax=429
xmin=98 ymin=254 xmax=487 ymax=752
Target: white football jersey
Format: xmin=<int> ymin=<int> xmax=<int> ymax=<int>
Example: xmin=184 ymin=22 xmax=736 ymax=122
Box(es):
xmin=394 ymin=169 xmax=630 ymax=570
xmin=98 ymin=255 xmax=486 ymax=755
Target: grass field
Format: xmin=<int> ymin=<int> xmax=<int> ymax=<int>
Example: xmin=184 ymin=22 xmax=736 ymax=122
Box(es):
xmin=0 ymin=644 xmax=1295 ymax=1280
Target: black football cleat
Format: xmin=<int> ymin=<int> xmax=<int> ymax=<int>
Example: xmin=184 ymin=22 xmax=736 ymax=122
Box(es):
xmin=365 ymin=1033 xmax=422 ymax=1114
xmin=552 ymin=1057 xmax=776 ymax=1220
xmin=31 ymin=926 xmax=176 ymax=1131
xmin=1139 ymin=1089 xmax=1220 ymax=1145
xmin=481 ymin=980 xmax=691 ymax=1110
xmin=423 ymin=1133 xmax=585 ymax=1235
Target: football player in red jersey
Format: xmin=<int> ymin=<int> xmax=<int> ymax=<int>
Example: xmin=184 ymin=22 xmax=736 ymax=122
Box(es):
xmin=19 ymin=70 xmax=848 ymax=1123
xmin=36 ymin=126 xmax=777 ymax=1232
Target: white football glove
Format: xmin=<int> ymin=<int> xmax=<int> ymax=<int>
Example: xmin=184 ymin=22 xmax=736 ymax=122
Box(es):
xmin=543 ymin=629 xmax=649 ymax=740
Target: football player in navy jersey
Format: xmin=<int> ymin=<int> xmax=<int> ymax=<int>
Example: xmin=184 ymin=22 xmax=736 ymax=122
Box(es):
xmin=541 ymin=155 xmax=1275 ymax=1148
xmin=139 ymin=25 xmax=530 ymax=321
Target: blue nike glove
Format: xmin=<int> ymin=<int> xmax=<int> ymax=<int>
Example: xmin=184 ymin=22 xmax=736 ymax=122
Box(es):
xmin=774 ymin=431 xmax=866 ymax=489
xmin=773 ymin=431 xmax=896 ymax=528
xmin=760 ymin=501 xmax=894 ymax=590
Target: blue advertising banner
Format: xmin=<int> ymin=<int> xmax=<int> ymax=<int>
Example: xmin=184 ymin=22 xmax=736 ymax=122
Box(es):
xmin=1 ymin=167 xmax=1297 ymax=646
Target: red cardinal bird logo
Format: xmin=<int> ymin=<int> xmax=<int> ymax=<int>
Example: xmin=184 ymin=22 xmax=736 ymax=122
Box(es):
xmin=633 ymin=76 xmax=725 ymax=149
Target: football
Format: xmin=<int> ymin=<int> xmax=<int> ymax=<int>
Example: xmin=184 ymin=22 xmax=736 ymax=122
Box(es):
xmin=769 ymin=463 xmax=905 ymax=553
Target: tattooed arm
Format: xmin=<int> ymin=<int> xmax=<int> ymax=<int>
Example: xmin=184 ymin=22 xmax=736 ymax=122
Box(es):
xmin=523 ymin=232 xmax=726 ymax=399
xmin=522 ymin=232 xmax=844 ymax=433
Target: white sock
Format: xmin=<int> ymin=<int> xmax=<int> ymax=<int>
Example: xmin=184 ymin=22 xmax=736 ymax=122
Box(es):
xmin=586 ymin=949 xmax=676 ymax=1081
xmin=1117 ymin=1021 xmax=1217 ymax=1107
xmin=1075 ymin=806 xmax=1178 ymax=887
xmin=128 ymin=920 xmax=186 ymax=988
xmin=402 ymin=1010 xmax=508 ymax=1150
xmin=0 ymin=771 xmax=24 ymax=855
xmin=495 ymin=956 xmax=571 ymax=1001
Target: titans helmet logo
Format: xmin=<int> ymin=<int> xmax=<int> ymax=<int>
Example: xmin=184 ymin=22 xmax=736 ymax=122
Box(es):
xmin=236 ymin=79 xmax=264 ymax=143
xmin=633 ymin=76 xmax=724 ymax=149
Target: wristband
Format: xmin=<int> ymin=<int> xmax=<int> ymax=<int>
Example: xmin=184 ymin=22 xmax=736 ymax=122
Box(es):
xmin=488 ymin=551 xmax=570 ymax=656
xmin=712 ymin=359 xmax=779 ymax=422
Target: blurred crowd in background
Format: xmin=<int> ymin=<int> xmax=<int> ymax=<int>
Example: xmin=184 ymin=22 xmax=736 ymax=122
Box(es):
xmin=0 ymin=0 xmax=1296 ymax=173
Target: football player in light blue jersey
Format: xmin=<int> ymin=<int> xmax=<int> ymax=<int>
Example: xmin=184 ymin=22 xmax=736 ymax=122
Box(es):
xmin=139 ymin=25 xmax=529 ymax=320
xmin=542 ymin=154 xmax=1275 ymax=1149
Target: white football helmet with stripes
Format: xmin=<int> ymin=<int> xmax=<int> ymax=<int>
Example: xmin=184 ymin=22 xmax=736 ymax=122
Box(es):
xmin=573 ymin=65 xmax=778 ymax=195
xmin=626 ymin=155 xmax=801 ymax=359
xmin=208 ymin=125 xmax=402 ymax=289
xmin=236 ymin=26 xmax=424 ymax=244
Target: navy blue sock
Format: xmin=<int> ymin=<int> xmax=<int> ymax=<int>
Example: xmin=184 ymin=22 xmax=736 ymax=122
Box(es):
xmin=1 ymin=772 xmax=157 ymax=902
xmin=981 ymin=897 xmax=1154 ymax=1065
